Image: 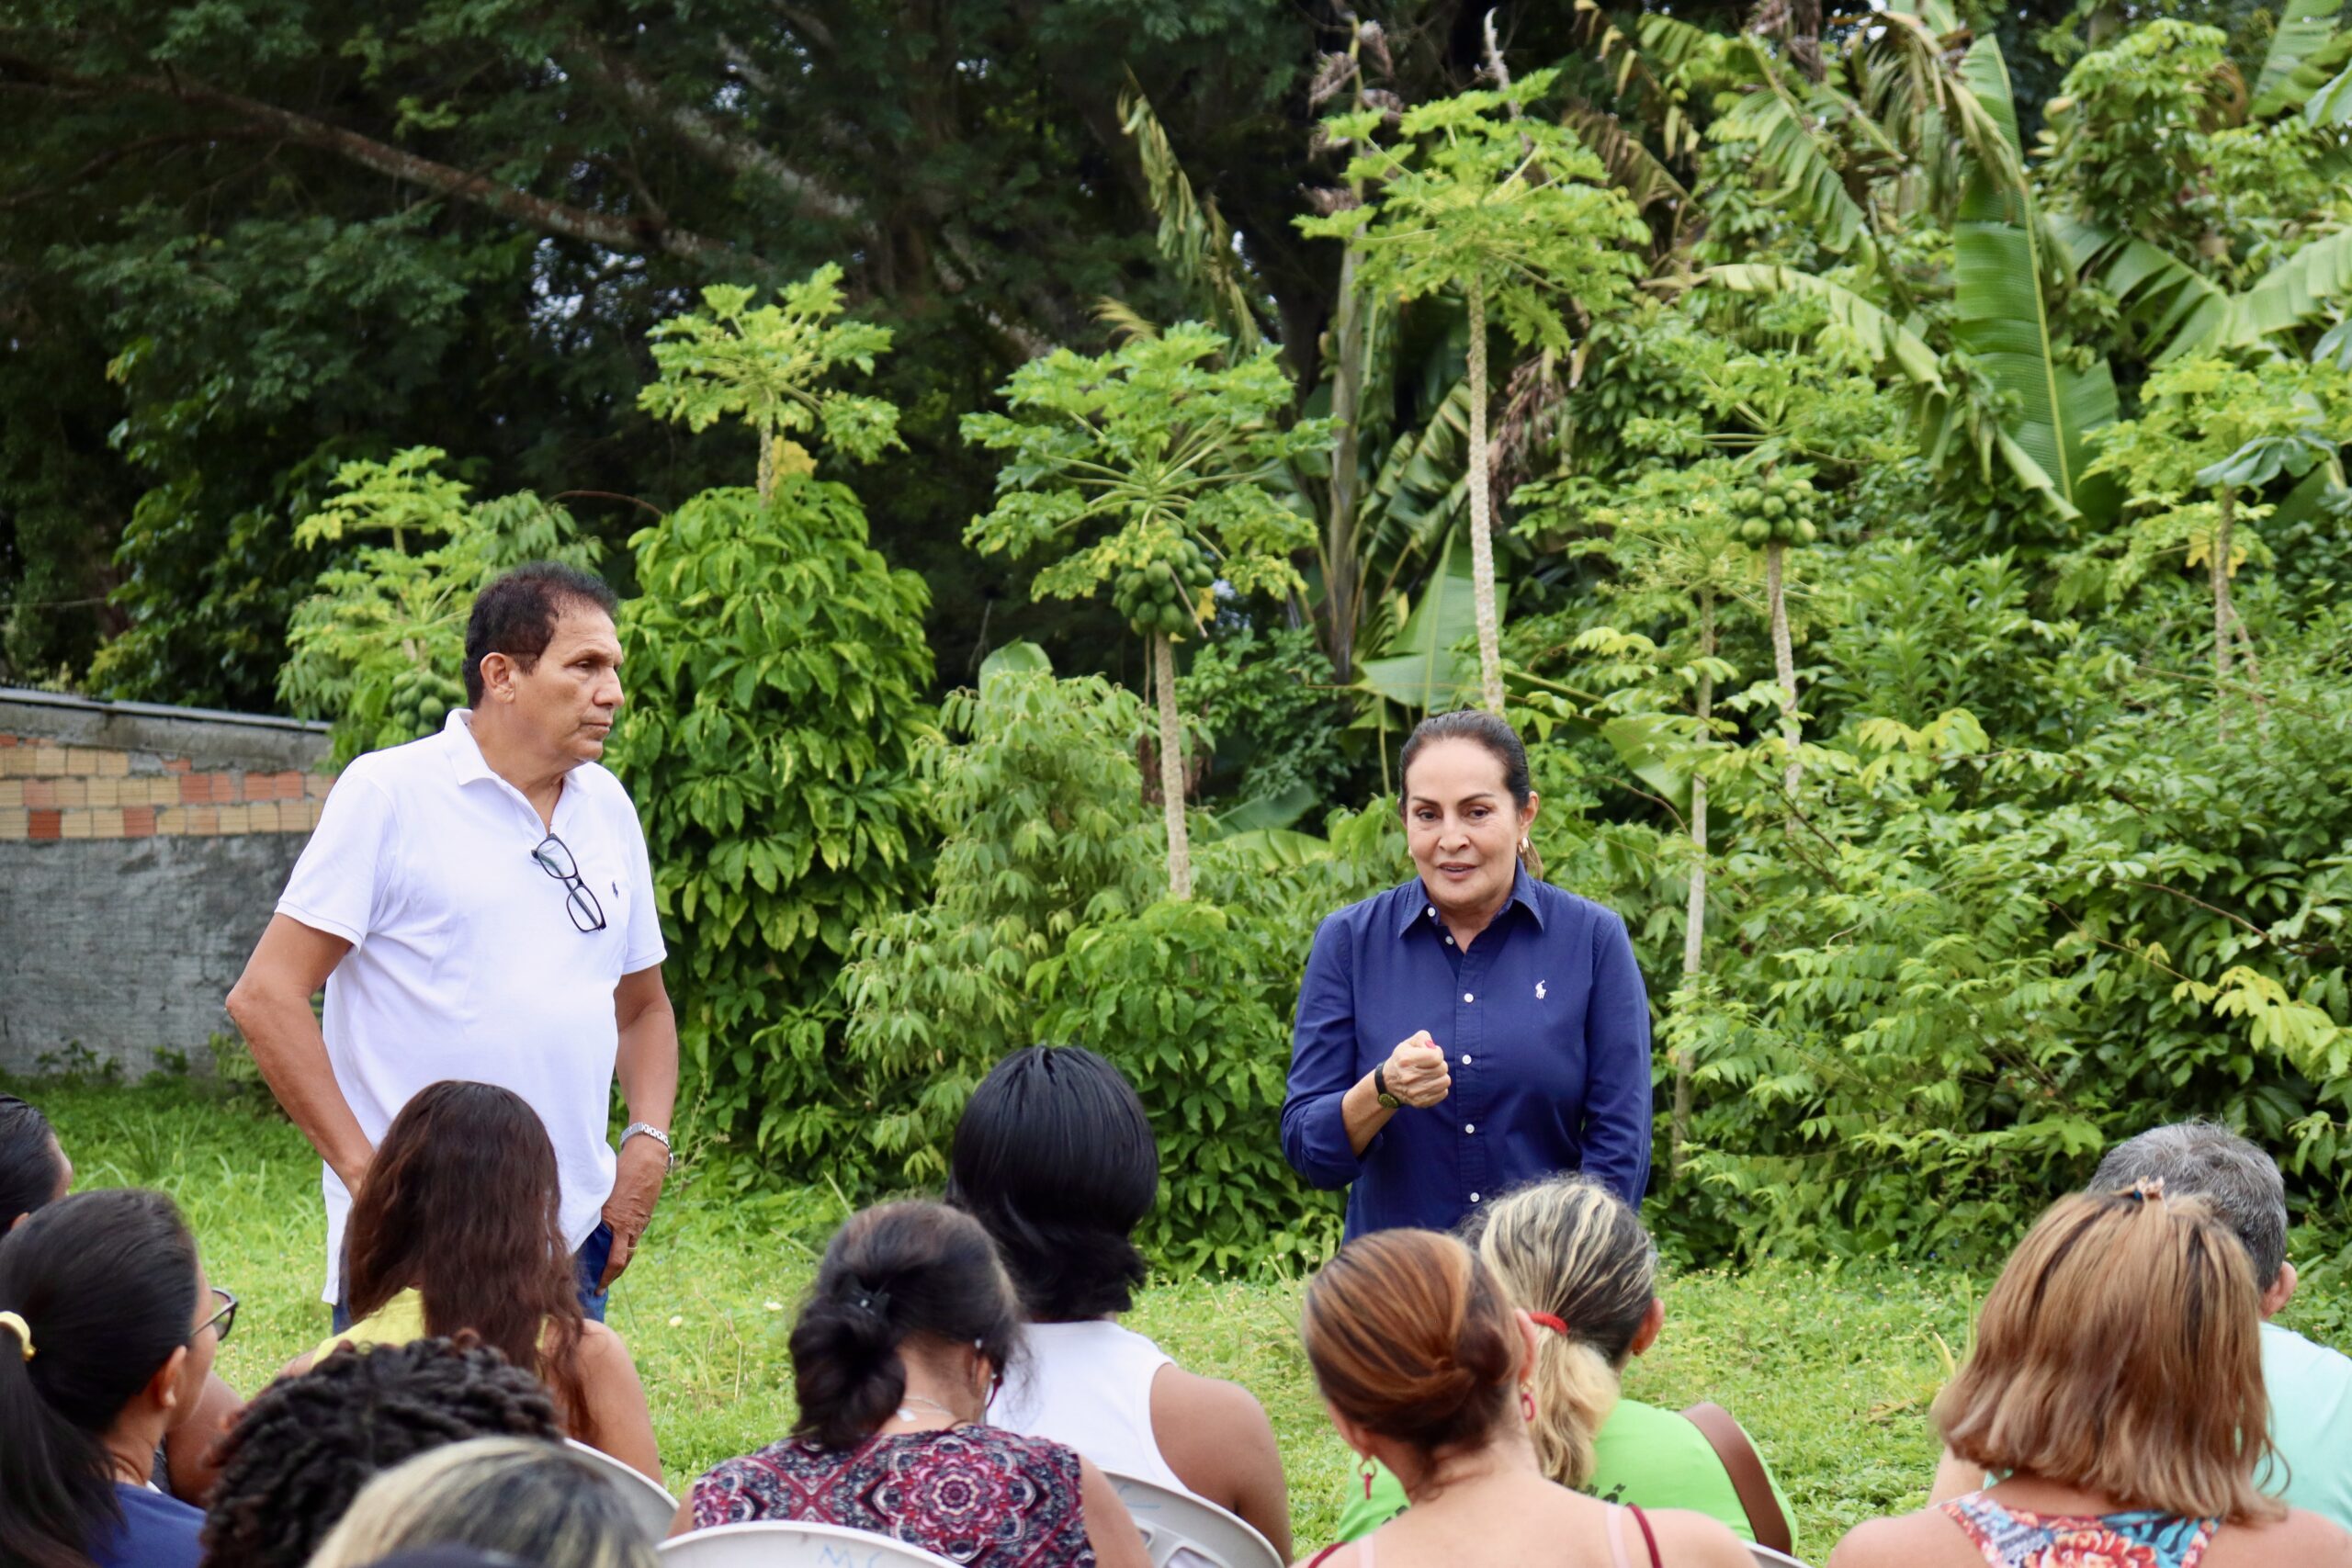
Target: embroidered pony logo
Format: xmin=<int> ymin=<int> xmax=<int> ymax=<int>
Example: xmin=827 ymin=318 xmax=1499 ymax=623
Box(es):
xmin=1535 ymin=980 xmax=1547 ymax=1000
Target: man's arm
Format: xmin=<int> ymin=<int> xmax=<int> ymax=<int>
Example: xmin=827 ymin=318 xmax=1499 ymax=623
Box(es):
xmin=599 ymin=962 xmax=679 ymax=1289
xmin=225 ymin=915 xmax=368 ymax=1191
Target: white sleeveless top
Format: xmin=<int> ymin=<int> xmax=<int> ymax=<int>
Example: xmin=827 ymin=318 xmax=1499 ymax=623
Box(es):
xmin=989 ymin=1319 xmax=1191 ymax=1495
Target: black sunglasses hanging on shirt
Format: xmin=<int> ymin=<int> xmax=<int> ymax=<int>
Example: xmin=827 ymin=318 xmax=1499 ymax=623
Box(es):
xmin=531 ymin=832 xmax=607 ymax=933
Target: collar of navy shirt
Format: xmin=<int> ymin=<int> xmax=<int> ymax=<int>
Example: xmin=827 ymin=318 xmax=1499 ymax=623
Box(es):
xmin=1389 ymin=861 xmax=1548 ymax=939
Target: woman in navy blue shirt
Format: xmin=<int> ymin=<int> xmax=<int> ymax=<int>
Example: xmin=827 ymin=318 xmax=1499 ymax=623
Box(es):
xmin=0 ymin=1187 xmax=227 ymax=1568
xmin=1282 ymin=710 xmax=1653 ymax=1239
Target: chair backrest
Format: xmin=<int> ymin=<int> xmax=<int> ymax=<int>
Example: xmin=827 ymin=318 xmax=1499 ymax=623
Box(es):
xmin=563 ymin=1438 xmax=680 ymax=1544
xmin=1748 ymin=1546 xmax=1813 ymax=1568
xmin=1102 ymin=1471 xmax=1283 ymax=1568
xmin=660 ymin=1521 xmax=964 ymax=1568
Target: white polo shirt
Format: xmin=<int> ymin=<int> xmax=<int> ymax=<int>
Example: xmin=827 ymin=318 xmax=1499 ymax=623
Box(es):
xmin=275 ymin=710 xmax=665 ymax=1302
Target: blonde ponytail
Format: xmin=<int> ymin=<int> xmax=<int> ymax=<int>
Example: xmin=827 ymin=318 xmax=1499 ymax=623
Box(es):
xmin=1527 ymin=1334 xmax=1621 ymax=1486
xmin=1474 ymin=1176 xmax=1657 ymax=1491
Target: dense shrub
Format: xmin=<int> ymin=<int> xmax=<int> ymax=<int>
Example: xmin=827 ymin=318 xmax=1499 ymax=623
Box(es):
xmin=612 ymin=479 xmax=935 ymax=1159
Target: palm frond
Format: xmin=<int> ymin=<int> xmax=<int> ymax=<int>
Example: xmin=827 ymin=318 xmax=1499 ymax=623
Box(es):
xmin=1117 ymin=78 xmax=1264 ymax=352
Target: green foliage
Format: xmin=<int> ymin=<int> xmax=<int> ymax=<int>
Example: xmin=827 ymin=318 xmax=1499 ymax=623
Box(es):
xmin=1179 ymin=626 xmax=1359 ymax=807
xmin=1032 ymin=897 xmax=1344 ymax=1272
xmin=613 ymin=479 xmax=936 ymax=1157
xmin=278 ymin=449 xmax=598 ymax=764
xmin=840 ymin=655 xmax=1346 ymax=1269
xmin=961 ymin=323 xmax=1331 ymax=623
xmin=1298 ymin=72 xmax=1648 ymax=358
xmin=841 ymin=658 xmax=1161 ymax=1179
xmin=638 ymin=269 xmax=905 ymax=493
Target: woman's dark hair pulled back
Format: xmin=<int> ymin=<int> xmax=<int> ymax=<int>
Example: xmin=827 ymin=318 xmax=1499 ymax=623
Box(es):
xmin=1398 ymin=709 xmax=1532 ymax=811
xmin=0 ymin=1093 xmax=65 ymax=1225
xmin=0 ymin=1187 xmax=200 ymax=1568
xmin=341 ymin=1080 xmax=587 ymax=1419
xmin=790 ymin=1201 xmax=1021 ymax=1450
xmin=1302 ymin=1229 xmax=1521 ymax=1457
xmin=947 ymin=1045 xmax=1159 ymax=1320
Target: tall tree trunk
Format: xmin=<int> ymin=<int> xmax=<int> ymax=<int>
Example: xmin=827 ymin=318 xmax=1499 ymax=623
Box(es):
xmin=1766 ymin=542 xmax=1802 ymax=799
xmin=1325 ymin=243 xmax=1369 ymax=680
xmin=1154 ymin=632 xmax=1193 ymax=900
xmin=2211 ymin=488 xmax=2234 ymax=743
xmin=1672 ymin=590 xmax=1715 ymax=1183
xmin=1465 ymin=273 xmax=1506 ymax=714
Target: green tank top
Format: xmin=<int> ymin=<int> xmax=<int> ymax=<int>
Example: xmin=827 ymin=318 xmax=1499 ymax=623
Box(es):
xmin=1332 ymin=1396 xmax=1796 ymax=1553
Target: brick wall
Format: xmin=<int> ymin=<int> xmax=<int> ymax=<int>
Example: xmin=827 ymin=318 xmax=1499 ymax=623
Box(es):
xmin=0 ymin=735 xmax=330 ymax=842
xmin=0 ymin=690 xmax=336 ymax=1077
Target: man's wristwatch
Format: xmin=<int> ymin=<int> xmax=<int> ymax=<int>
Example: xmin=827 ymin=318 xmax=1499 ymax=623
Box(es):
xmin=620 ymin=1122 xmax=676 ymax=1171
xmin=1374 ymin=1065 xmax=1401 ymax=1111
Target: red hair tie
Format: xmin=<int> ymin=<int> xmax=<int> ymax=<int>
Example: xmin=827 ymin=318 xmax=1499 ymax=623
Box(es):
xmin=1527 ymin=1312 xmax=1569 ymax=1335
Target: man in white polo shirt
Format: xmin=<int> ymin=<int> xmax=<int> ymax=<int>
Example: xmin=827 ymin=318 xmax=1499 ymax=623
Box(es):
xmin=228 ymin=562 xmax=677 ymax=1323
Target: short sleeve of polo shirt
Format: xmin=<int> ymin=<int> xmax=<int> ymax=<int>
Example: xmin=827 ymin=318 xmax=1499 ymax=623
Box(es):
xmin=620 ymin=798 xmax=665 ymax=974
xmin=275 ymin=767 xmax=396 ymax=946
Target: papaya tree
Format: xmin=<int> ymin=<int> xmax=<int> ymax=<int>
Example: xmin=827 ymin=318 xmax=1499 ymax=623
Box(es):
xmin=637 ymin=265 xmax=903 ymax=501
xmin=279 ymin=447 xmax=597 ymax=764
xmin=2082 ymin=353 xmax=2352 ymax=738
xmin=962 ymin=324 xmax=1335 ymax=899
xmin=1724 ymin=469 xmax=1824 ymax=797
xmin=616 ymin=266 xmax=936 ymax=1162
xmin=1299 ymin=70 xmax=1645 ymax=713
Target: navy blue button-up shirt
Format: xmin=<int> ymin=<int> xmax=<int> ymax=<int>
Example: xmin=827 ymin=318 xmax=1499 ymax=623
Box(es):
xmin=1281 ymin=867 xmax=1653 ymax=1239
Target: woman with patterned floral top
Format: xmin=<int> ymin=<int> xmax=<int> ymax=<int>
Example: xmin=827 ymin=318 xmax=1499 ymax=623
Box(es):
xmin=673 ymin=1201 xmax=1148 ymax=1568
xmin=1828 ymin=1186 xmax=2352 ymax=1568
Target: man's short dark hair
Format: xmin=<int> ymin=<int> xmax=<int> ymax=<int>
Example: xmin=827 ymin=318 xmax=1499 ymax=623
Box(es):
xmin=2090 ymin=1121 xmax=2289 ymax=1285
xmin=201 ymin=1337 xmax=562 ymax=1568
xmin=945 ymin=1045 xmax=1159 ymax=1320
xmin=462 ymin=563 xmax=618 ymax=706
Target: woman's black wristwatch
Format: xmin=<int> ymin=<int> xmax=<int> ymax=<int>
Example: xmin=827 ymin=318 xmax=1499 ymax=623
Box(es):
xmin=1374 ymin=1064 xmax=1401 ymax=1111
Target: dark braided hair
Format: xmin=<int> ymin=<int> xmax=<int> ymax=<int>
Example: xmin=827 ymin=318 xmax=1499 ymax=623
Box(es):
xmin=200 ymin=1337 xmax=560 ymax=1568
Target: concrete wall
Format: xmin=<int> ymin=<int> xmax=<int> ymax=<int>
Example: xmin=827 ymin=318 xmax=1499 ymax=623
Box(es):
xmin=0 ymin=689 xmax=334 ymax=1077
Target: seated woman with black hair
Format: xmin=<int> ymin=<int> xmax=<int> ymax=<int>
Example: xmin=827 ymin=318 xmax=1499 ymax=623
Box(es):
xmin=280 ymin=1079 xmax=659 ymax=1479
xmin=3 ymin=1093 xmax=244 ymax=1506
xmin=949 ymin=1045 xmax=1292 ymax=1556
xmin=680 ymin=1200 xmax=1151 ymax=1568
xmin=0 ymin=1188 xmax=232 ymax=1568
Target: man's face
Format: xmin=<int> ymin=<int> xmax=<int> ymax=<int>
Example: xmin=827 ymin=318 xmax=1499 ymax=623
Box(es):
xmin=505 ymin=604 xmax=625 ymax=765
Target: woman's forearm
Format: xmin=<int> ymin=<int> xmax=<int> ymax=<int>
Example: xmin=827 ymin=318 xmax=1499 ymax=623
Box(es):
xmin=1340 ymin=1072 xmax=1397 ymax=1156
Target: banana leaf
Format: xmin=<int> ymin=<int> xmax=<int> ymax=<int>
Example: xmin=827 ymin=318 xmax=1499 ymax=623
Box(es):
xmin=1356 ymin=532 xmax=1481 ymax=712
xmin=1952 ymin=37 xmax=2117 ymax=514
xmin=2255 ymin=0 xmax=2350 ymax=115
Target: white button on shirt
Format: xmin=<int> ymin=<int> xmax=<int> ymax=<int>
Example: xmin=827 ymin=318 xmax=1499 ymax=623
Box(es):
xmin=274 ymin=711 xmax=666 ymax=1303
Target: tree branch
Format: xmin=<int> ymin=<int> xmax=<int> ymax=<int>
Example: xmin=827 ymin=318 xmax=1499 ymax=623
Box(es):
xmin=1 ymin=53 xmax=751 ymax=265
xmin=563 ymin=40 xmax=865 ymax=225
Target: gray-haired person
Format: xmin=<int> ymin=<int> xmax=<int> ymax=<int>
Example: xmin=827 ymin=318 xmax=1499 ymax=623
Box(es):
xmin=1930 ymin=1122 xmax=2352 ymax=1530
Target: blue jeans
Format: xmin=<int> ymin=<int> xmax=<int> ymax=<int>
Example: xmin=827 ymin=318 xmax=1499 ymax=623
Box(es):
xmin=333 ymin=1221 xmax=614 ymax=1332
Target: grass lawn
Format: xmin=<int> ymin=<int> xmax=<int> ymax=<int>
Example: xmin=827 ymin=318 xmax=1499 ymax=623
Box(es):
xmin=15 ymin=1075 xmax=2350 ymax=1562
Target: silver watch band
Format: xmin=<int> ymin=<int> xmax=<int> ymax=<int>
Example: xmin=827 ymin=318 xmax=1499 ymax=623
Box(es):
xmin=620 ymin=1122 xmax=675 ymax=1169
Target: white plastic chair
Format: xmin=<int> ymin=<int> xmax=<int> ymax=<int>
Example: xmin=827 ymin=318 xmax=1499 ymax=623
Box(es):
xmin=1102 ymin=1471 xmax=1283 ymax=1568
xmin=1749 ymin=1546 xmax=1812 ymax=1568
xmin=659 ymin=1522 xmax=964 ymax=1568
xmin=563 ymin=1438 xmax=680 ymax=1544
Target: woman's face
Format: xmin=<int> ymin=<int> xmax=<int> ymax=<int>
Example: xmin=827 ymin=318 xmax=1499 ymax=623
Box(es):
xmin=1403 ymin=738 xmax=1537 ymax=919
